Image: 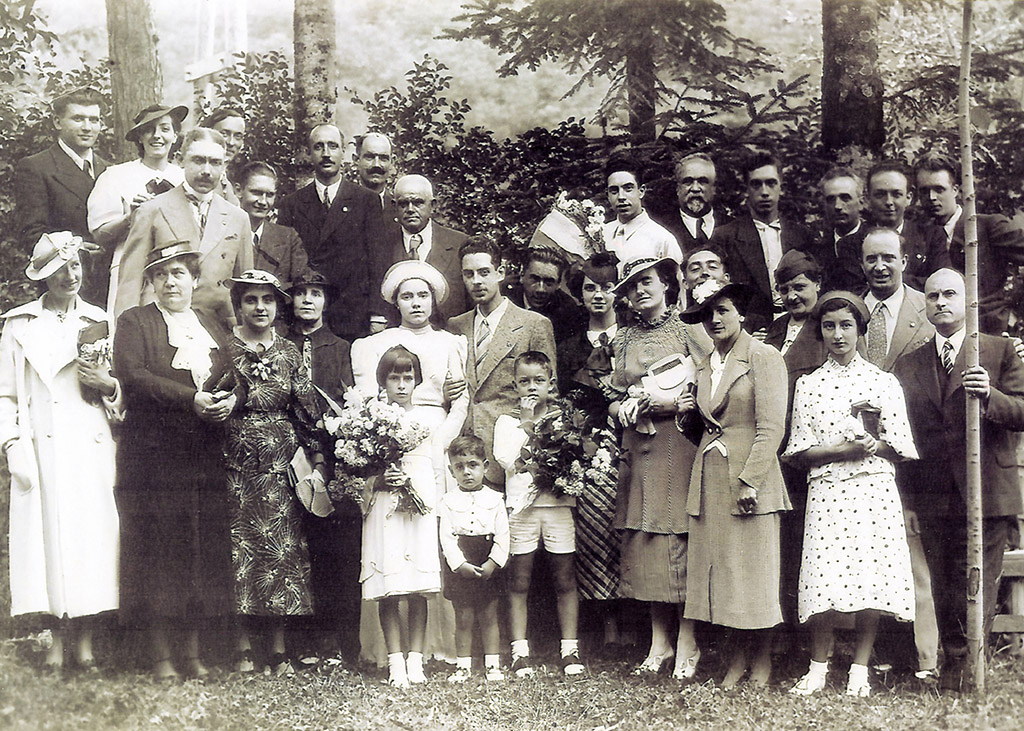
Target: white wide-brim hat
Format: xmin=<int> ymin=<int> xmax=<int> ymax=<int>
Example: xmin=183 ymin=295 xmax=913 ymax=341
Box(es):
xmin=25 ymin=232 xmax=84 ymax=281
xmin=380 ymin=260 xmax=449 ymax=305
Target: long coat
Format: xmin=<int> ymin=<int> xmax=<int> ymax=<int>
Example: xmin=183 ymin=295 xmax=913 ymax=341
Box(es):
xmin=0 ymin=297 xmax=120 ymax=619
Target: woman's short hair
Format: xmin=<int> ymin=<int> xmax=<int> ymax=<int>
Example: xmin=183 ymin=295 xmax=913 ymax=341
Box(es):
xmin=376 ymin=345 xmax=423 ymax=389
xmin=144 ymin=255 xmax=201 ymax=282
xmin=237 ymin=160 xmax=278 ymax=189
xmin=813 ymin=295 xmax=868 ymax=339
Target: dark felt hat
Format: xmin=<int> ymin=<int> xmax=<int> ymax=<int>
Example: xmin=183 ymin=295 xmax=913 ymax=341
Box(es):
xmin=126 ymin=104 xmax=188 ymax=142
xmin=679 ymin=280 xmax=753 ymax=323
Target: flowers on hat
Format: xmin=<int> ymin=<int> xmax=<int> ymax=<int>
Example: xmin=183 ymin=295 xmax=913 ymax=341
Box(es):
xmin=691 ymin=278 xmax=726 ymax=305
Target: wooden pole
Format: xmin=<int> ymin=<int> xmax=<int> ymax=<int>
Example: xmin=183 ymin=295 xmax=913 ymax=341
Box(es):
xmin=958 ymin=0 xmax=985 ymax=695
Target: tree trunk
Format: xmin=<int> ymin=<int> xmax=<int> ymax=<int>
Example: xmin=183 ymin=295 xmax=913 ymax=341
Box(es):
xmin=626 ymin=41 xmax=656 ymax=144
xmin=104 ymin=0 xmax=162 ymax=163
xmin=821 ymin=0 xmax=884 ymax=152
xmin=293 ymin=0 xmax=338 ymax=140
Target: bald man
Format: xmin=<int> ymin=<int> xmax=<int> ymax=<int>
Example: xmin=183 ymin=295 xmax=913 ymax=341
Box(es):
xmin=376 ymin=174 xmax=468 ymax=320
xmin=354 ymin=132 xmax=394 ymax=207
xmin=277 ymin=124 xmax=387 ymax=341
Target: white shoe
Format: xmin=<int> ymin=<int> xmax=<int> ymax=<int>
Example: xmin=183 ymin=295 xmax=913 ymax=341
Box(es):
xmin=790 ymin=668 xmax=827 ymax=696
xmin=672 ymin=649 xmax=701 ymax=681
xmin=447 ymin=667 xmax=471 ymax=684
xmin=407 ymin=666 xmax=427 ymax=684
xmin=485 ymin=666 xmax=505 ymax=682
xmin=846 ymin=674 xmax=871 ymax=697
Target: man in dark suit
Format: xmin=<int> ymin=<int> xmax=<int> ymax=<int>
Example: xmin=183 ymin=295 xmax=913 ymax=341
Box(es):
xmin=914 ymin=154 xmax=1024 ymax=335
xmin=447 ymin=237 xmax=557 ymax=488
xmin=865 ymin=160 xmax=949 ymax=291
xmin=114 ymin=128 xmax=253 ymax=327
xmin=353 ymin=132 xmax=393 ymax=208
xmin=16 ymin=87 xmax=109 ymax=305
xmin=713 ymin=152 xmax=818 ymax=333
xmin=504 ymin=246 xmax=586 ymax=343
xmin=817 ymin=167 xmax=868 ymax=293
xmin=233 ymin=160 xmax=309 ymax=283
xmin=277 ymin=124 xmax=387 ymax=341
xmin=377 ymin=174 xmax=468 ymax=320
xmin=894 ymin=268 xmax=1024 ymax=689
xmin=654 ymin=152 xmax=723 ymax=253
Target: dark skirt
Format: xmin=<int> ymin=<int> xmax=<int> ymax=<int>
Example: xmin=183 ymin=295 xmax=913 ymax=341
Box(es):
xmin=684 ymin=450 xmax=782 ymax=629
xmin=443 ymin=535 xmax=505 ymax=604
xmin=618 ymin=530 xmax=688 ymax=603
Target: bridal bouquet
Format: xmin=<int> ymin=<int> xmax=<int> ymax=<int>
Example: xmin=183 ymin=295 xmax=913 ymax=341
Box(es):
xmin=324 ymin=390 xmax=432 ymax=513
xmin=529 ymin=191 xmax=607 ymax=260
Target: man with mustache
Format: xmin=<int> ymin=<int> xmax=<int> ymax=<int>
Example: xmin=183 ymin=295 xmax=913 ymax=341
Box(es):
xmin=114 ymin=127 xmax=253 ymax=327
xmin=354 ymin=132 xmax=394 ymax=208
xmin=655 ymin=152 xmax=723 ymax=252
xmin=16 ymin=87 xmax=109 ymax=305
xmin=817 ymin=167 xmax=869 ymax=293
xmin=277 ymin=124 xmax=387 ymax=341
xmin=713 ymin=151 xmax=818 ymax=334
xmin=601 ymin=157 xmax=683 ymax=268
xmin=234 ymin=160 xmax=309 ymax=284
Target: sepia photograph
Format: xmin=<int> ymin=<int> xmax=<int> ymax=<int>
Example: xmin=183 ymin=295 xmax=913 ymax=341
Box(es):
xmin=2 ymin=0 xmax=1024 ymax=728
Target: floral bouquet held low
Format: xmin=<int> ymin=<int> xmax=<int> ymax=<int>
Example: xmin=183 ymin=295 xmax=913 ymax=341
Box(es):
xmin=509 ymin=396 xmax=619 ymax=514
xmin=324 ymin=389 xmax=432 ymax=514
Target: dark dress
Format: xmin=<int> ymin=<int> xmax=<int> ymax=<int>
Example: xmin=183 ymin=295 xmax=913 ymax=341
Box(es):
xmin=113 ymin=303 xmax=238 ymax=620
xmin=226 ymin=334 xmax=323 ymax=616
xmin=557 ymin=328 xmax=620 ymax=601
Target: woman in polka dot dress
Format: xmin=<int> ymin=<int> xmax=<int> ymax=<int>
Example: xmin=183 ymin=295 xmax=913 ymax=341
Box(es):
xmin=782 ymin=292 xmax=917 ymax=698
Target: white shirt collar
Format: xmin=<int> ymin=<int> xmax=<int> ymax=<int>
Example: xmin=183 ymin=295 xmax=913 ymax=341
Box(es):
xmin=864 ymin=284 xmax=905 ymax=316
xmin=403 ymin=223 xmax=432 ymax=258
xmin=613 ymin=209 xmax=652 ymax=237
xmin=477 ymin=296 xmax=509 ymax=330
xmin=680 ymin=210 xmax=715 ymax=239
xmin=586 ymin=324 xmax=618 ymax=348
xmin=936 ymin=326 xmax=966 ymax=361
xmin=58 ymin=138 xmax=93 ymax=170
xmin=943 ymin=206 xmax=963 ymax=245
xmin=834 ymin=219 xmax=861 ymax=245
xmin=182 ymin=181 xmax=214 ymax=204
xmin=253 ymin=222 xmax=265 ymax=240
xmin=314 ymin=178 xmax=341 ymax=206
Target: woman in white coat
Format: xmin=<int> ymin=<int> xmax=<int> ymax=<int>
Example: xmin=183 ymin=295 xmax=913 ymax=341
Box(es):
xmin=0 ymin=232 xmax=122 ymax=671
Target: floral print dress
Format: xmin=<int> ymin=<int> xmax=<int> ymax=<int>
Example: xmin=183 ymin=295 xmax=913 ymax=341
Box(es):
xmin=226 ymin=333 xmax=323 ymax=616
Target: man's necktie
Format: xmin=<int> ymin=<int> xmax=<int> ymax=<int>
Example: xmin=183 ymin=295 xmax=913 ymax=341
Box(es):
xmin=302 ymin=337 xmax=313 ymax=381
xmin=322 ymin=191 xmax=331 ymax=213
xmin=475 ymin=316 xmax=491 ymax=370
xmin=185 ymin=192 xmax=208 ymax=238
xmin=941 ymin=340 xmax=955 ymax=375
xmin=867 ymin=302 xmax=888 ymax=367
xmin=253 ymin=231 xmax=260 ymax=248
xmin=408 ymin=234 xmax=423 ymax=260
xmin=82 ymin=159 xmax=93 ymax=179
xmin=696 ymin=220 xmax=708 ymax=244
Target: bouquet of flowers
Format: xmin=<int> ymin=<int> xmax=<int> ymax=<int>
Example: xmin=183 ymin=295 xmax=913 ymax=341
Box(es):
xmin=514 ymin=395 xmax=619 ymax=506
xmin=324 ymin=390 xmax=432 ymax=514
xmin=77 ymin=320 xmax=112 ymax=405
xmin=529 ymin=191 xmax=607 ymax=260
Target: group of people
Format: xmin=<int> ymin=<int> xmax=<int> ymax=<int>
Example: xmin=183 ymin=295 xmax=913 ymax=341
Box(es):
xmin=6 ymin=86 xmax=1024 ymax=696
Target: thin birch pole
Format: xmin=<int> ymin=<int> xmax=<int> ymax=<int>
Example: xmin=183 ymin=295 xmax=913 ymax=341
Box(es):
xmin=958 ymin=0 xmax=985 ymax=695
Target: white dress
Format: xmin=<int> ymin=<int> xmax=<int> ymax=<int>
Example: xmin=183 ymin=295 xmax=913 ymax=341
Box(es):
xmin=783 ymin=354 xmax=917 ymax=623
xmin=0 ymin=298 xmax=122 ymax=619
xmin=351 ymin=326 xmax=469 ymax=663
xmin=359 ymin=404 xmax=441 ymax=600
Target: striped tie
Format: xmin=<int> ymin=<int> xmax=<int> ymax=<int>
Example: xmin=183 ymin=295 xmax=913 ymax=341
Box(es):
xmin=941 ymin=340 xmax=954 ymax=375
xmin=475 ymin=316 xmax=491 ymax=371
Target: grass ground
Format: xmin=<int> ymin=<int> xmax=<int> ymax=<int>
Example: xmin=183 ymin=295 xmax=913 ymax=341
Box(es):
xmin=3 ymin=632 xmax=1024 ymax=731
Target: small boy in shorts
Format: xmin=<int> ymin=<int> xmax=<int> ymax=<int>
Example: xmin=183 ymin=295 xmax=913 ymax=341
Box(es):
xmin=492 ymin=351 xmax=583 ymax=677
xmin=438 ymin=435 xmax=510 ymax=683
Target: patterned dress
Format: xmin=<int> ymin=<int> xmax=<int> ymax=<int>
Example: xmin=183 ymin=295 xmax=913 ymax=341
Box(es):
xmin=783 ymin=354 xmax=917 ymax=624
xmin=226 ymin=333 xmax=323 ymax=616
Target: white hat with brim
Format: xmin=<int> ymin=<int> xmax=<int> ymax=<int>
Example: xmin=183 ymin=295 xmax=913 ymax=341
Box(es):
xmin=25 ymin=232 xmax=84 ymax=281
xmin=612 ymin=254 xmax=678 ymax=294
xmin=380 ymin=260 xmax=449 ymax=305
xmin=225 ymin=269 xmax=292 ymax=303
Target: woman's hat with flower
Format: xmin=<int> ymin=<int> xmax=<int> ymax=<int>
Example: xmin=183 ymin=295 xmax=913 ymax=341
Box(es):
xmin=380 ymin=260 xmax=449 ymax=305
xmin=679 ymin=279 xmax=753 ymax=323
xmin=126 ymin=104 xmax=188 ymax=143
xmin=26 ymin=232 xmax=84 ymax=281
xmin=143 ymin=241 xmax=200 ymax=274
xmin=226 ymin=269 xmax=291 ymax=302
xmin=611 ymin=253 xmax=678 ymax=294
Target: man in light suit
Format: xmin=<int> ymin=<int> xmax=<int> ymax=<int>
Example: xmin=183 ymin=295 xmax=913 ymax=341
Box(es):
xmin=234 ymin=160 xmax=309 ymax=284
xmin=277 ymin=124 xmax=387 ymax=341
xmin=894 ymin=268 xmax=1024 ymax=690
xmin=654 ymin=152 xmax=724 ymax=253
xmin=377 ymin=174 xmax=467 ymax=320
xmin=114 ymin=128 xmax=253 ymax=327
xmin=914 ymin=154 xmax=1024 ymax=335
xmin=16 ymin=87 xmax=109 ymax=305
xmin=447 ymin=237 xmax=557 ymax=488
xmin=713 ymin=152 xmax=819 ymax=334
xmin=860 ymin=228 xmax=934 ymax=371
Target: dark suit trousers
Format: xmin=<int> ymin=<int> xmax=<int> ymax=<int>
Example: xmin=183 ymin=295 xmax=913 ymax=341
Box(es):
xmin=918 ymin=491 xmax=1011 ymax=658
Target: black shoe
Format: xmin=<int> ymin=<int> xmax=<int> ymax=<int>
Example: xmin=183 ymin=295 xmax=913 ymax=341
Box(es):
xmin=510 ymin=656 xmax=535 ymax=678
xmin=561 ymin=653 xmax=585 ymax=676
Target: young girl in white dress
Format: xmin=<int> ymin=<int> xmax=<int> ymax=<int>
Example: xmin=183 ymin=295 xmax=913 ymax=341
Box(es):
xmin=783 ymin=292 xmax=917 ymax=698
xmin=360 ymin=345 xmax=441 ymax=687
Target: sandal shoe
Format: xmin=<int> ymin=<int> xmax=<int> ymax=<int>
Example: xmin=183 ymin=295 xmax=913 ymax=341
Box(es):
xmin=790 ymin=669 xmax=827 ymax=696
xmin=632 ymin=650 xmax=674 ymax=676
xmin=234 ymin=649 xmax=256 ymax=675
xmin=672 ymin=649 xmax=701 ymax=681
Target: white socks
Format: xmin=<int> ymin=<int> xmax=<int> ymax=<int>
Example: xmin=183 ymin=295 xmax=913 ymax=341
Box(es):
xmin=560 ymin=639 xmax=579 ymax=658
xmin=511 ymin=639 xmax=530 ymax=659
xmin=388 ymin=652 xmax=407 ymax=687
xmin=456 ymin=656 xmax=472 ymax=672
xmin=406 ymin=651 xmax=426 ymax=684
xmin=484 ymin=654 xmax=500 ymax=669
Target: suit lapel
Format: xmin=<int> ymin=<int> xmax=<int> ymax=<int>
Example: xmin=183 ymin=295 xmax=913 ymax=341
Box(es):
xmin=885 ymin=289 xmax=924 ymax=369
xmin=320 ymin=182 xmax=357 ymax=244
xmin=199 ymin=195 xmax=231 ymax=260
xmin=708 ymin=336 xmax=752 ymax=415
xmin=49 ymin=145 xmax=93 ymax=205
xmin=160 ymin=189 xmax=201 ymax=248
xmin=942 ymin=340 xmax=968 ymax=402
xmin=475 ymin=304 xmax=523 ymax=386
xmin=739 ymin=216 xmax=772 ymax=296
